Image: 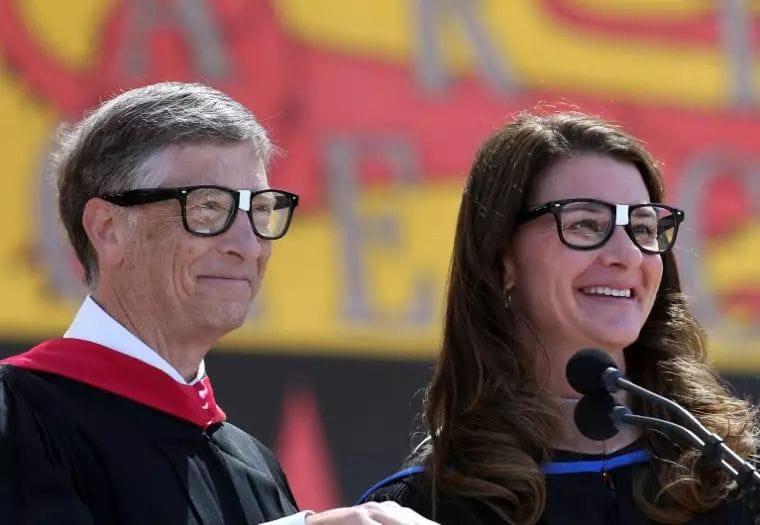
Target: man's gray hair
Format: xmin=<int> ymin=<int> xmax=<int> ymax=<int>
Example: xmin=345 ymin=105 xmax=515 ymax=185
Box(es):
xmin=53 ymin=82 xmax=273 ymax=287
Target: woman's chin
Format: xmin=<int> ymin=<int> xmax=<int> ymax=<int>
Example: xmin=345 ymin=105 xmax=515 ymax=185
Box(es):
xmin=580 ymin=330 xmax=639 ymax=353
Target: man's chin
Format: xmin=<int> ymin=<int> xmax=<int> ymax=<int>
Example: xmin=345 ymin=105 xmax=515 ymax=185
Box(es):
xmin=195 ymin=303 xmax=251 ymax=333
xmin=217 ymin=310 xmax=249 ymax=331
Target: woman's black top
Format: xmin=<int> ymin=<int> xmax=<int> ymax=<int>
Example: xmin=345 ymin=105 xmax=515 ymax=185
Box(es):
xmin=360 ymin=441 xmax=756 ymax=524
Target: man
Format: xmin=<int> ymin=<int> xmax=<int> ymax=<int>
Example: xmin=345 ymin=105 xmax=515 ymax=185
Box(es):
xmin=0 ymin=82 xmax=435 ymax=525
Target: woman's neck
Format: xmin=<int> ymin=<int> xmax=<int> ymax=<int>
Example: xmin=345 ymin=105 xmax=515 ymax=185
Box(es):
xmin=553 ymin=391 xmax=642 ymax=454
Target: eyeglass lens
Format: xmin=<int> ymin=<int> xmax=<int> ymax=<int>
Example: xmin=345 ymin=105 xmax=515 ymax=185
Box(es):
xmin=185 ymin=188 xmax=291 ymax=238
xmin=558 ymin=201 xmax=677 ymax=252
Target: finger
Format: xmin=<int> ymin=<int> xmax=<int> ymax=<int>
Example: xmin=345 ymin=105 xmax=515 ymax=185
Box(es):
xmin=362 ymin=501 xmax=406 ymax=525
xmin=364 ymin=501 xmax=438 ymax=525
xmin=395 ymin=505 xmax=439 ymax=525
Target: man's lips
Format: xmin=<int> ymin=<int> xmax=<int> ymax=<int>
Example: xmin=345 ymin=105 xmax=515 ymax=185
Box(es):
xmin=198 ymin=275 xmax=251 ymax=285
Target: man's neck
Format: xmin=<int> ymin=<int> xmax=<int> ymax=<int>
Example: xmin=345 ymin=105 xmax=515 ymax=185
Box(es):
xmin=90 ymin=290 xmax=210 ymax=382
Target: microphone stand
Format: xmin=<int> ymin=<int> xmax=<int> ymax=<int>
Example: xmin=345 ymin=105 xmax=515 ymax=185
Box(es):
xmin=605 ymin=369 xmax=760 ymax=494
xmin=611 ymin=406 xmax=739 ymax=479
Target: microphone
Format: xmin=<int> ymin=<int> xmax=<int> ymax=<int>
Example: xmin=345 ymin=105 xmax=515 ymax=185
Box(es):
xmin=573 ymin=393 xmax=619 ymax=440
xmin=574 ymin=393 xmax=740 ymax=479
xmin=566 ymin=349 xmax=717 ymax=447
xmin=574 ymin=394 xmax=709 ymax=449
xmin=567 ymin=349 xmax=760 ymax=492
xmin=566 ymin=348 xmax=622 ymax=395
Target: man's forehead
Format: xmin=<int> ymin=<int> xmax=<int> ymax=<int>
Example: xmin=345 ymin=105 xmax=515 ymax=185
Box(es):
xmin=148 ymin=142 xmax=268 ymax=188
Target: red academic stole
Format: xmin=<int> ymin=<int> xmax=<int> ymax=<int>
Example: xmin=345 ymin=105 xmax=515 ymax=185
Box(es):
xmin=2 ymin=338 xmax=226 ymax=429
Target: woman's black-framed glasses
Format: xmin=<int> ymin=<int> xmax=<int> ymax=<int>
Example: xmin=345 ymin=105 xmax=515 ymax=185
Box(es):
xmin=516 ymin=198 xmax=685 ymax=254
xmin=101 ymin=185 xmax=299 ymax=240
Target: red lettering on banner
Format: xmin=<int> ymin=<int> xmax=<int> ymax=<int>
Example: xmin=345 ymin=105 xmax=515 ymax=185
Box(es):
xmin=541 ymin=0 xmax=760 ymax=46
xmin=276 ymin=388 xmax=341 ymax=511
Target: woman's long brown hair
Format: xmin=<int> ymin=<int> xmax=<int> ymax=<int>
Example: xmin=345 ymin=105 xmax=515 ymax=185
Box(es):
xmin=422 ymin=112 xmax=758 ymax=524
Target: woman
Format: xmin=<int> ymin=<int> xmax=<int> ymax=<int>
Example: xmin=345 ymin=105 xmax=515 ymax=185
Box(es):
xmin=360 ymin=112 xmax=758 ymax=524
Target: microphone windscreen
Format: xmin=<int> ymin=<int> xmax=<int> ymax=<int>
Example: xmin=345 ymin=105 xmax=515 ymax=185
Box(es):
xmin=574 ymin=394 xmax=619 ymax=441
xmin=566 ymin=348 xmax=617 ymax=395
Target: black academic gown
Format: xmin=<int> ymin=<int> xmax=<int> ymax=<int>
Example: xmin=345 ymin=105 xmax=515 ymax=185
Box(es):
xmin=360 ymin=442 xmax=756 ymax=524
xmin=0 ymin=339 xmax=299 ymax=525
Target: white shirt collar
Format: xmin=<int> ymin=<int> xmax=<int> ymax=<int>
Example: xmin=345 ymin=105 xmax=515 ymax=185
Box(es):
xmin=64 ymin=295 xmax=206 ymax=385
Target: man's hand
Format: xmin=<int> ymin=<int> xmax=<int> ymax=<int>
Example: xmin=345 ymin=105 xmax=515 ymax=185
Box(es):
xmin=305 ymin=501 xmax=439 ymax=525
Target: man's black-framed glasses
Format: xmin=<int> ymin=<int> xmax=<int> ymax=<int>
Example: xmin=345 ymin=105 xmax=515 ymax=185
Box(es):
xmin=101 ymin=185 xmax=299 ymax=240
xmin=517 ymin=198 xmax=685 ymax=254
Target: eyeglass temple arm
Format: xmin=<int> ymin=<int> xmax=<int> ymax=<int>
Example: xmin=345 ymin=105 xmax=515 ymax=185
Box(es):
xmin=102 ymin=189 xmax=181 ymax=206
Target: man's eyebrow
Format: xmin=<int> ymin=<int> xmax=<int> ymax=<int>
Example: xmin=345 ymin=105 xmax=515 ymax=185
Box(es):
xmin=252 ymin=191 xmax=276 ymax=201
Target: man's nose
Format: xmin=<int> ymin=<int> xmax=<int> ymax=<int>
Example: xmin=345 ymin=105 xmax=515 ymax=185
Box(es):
xmin=220 ymin=209 xmax=263 ymax=259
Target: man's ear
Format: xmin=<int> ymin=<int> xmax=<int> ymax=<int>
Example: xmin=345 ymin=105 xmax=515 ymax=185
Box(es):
xmin=82 ymin=198 xmax=126 ymax=268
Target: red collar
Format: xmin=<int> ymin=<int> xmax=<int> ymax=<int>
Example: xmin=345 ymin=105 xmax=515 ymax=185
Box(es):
xmin=2 ymin=338 xmax=226 ymax=429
